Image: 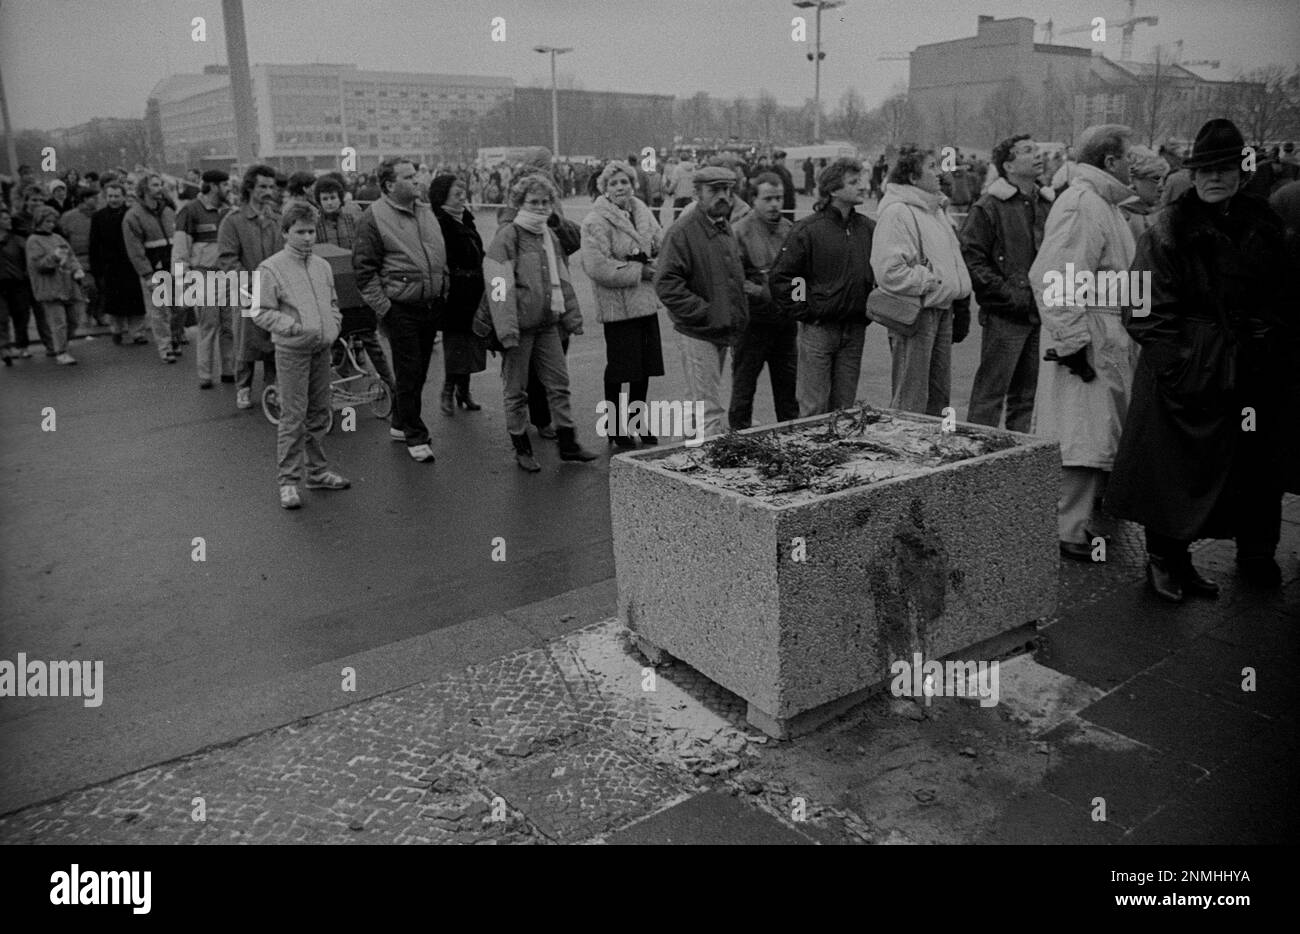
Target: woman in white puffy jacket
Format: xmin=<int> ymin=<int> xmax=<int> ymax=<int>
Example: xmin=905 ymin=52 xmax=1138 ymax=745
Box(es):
xmin=870 ymin=146 xmax=973 ymax=416
xmin=579 ymin=162 xmax=666 ymax=447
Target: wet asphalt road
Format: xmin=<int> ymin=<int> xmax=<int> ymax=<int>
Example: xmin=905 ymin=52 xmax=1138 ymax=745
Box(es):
xmin=0 ymin=194 xmax=984 ymax=811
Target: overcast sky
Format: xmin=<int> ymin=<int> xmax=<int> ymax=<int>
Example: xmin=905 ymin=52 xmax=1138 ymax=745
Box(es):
xmin=3 ymin=0 xmax=1297 ymax=130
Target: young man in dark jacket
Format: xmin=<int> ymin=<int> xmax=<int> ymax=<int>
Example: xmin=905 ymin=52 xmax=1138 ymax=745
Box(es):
xmin=653 ymin=166 xmax=749 ymax=440
xmin=960 ymin=134 xmax=1053 ymax=434
xmin=770 ymin=158 xmax=875 ymax=417
xmin=730 ymin=174 xmax=797 ymax=430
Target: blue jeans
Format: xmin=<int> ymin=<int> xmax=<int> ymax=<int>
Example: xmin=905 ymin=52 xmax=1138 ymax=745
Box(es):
xmin=796 ymin=319 xmax=867 ymax=417
xmin=967 ymin=311 xmax=1039 ymax=433
xmin=887 ymin=307 xmax=951 ymax=416
xmin=501 ymin=325 xmax=574 ymax=436
xmin=274 ymin=344 xmax=332 ymax=486
xmin=730 ymin=318 xmax=798 ymax=429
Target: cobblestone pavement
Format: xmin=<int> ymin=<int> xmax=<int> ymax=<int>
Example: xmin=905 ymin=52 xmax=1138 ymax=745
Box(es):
xmin=3 ymin=499 xmax=1296 ymax=844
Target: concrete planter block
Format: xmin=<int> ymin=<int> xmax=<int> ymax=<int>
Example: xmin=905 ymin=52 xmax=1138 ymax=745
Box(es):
xmin=610 ymin=410 xmax=1059 ymax=738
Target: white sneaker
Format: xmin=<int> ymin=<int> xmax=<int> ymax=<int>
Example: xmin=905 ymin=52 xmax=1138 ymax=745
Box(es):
xmin=407 ymin=443 xmax=435 ymax=463
xmin=236 ymin=388 xmax=252 ymax=409
xmin=55 ymin=352 xmax=77 ymax=366
xmin=389 ymin=427 xmax=406 ymax=441
xmin=279 ymin=485 xmax=302 ymax=509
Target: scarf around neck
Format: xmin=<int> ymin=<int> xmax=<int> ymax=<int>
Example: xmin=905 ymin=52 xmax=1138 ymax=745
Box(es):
xmin=513 ymin=210 xmax=564 ymax=314
xmin=440 ymin=204 xmax=466 ymax=223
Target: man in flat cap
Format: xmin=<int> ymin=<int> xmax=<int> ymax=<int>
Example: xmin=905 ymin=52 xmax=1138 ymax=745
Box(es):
xmin=654 ymin=166 xmax=749 ymax=439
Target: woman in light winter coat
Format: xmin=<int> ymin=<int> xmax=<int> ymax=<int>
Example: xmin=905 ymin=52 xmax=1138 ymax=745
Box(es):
xmin=475 ymin=174 xmax=598 ymax=472
xmin=24 ymin=205 xmax=87 ymax=365
xmin=579 ymin=162 xmax=666 ymax=447
xmin=870 ymin=146 xmax=972 ymax=415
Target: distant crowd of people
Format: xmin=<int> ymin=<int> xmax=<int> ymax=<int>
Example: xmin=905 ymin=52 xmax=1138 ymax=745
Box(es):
xmin=3 ymin=121 xmax=1298 ymax=596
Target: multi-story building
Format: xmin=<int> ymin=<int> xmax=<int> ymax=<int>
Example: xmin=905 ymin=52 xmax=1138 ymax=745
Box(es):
xmin=908 ymin=16 xmax=1094 ymax=151
xmin=907 ymin=15 xmax=1269 ymax=153
xmin=148 ymin=63 xmax=514 ymax=173
xmin=1076 ymin=59 xmax=1259 ymax=146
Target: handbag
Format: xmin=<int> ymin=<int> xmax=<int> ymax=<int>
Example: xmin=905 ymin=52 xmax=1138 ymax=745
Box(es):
xmin=866 ymin=205 xmax=929 ymax=338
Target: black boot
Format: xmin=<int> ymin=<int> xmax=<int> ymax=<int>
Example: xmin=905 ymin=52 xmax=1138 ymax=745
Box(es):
xmin=556 ymin=426 xmax=598 ymax=462
xmin=1146 ymin=554 xmax=1185 ymax=603
xmin=455 ymin=376 xmax=481 ymax=411
xmin=1177 ymin=555 xmax=1221 ymax=598
xmin=510 ymin=432 xmax=541 ymax=472
xmin=440 ymin=380 xmax=456 ymax=416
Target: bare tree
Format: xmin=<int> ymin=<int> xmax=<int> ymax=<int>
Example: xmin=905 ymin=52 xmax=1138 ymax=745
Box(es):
xmin=1039 ymin=70 xmax=1078 ymax=144
xmin=831 ymin=88 xmax=869 ymax=143
xmin=732 ymin=96 xmax=750 ymax=139
xmin=877 ymin=83 xmax=918 ymax=147
xmin=925 ymin=93 xmax=969 ymax=151
xmin=756 ymin=90 xmax=779 ymax=142
xmin=981 ymin=77 xmax=1030 ymax=144
xmin=1225 ymin=64 xmax=1296 ymax=145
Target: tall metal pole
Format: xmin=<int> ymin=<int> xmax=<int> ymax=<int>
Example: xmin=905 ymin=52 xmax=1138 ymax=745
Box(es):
xmin=221 ymin=0 xmax=257 ymax=165
xmin=550 ymin=50 xmax=559 ymax=156
xmin=813 ymin=4 xmax=823 ymax=143
xmin=0 ymin=50 xmax=18 ymax=176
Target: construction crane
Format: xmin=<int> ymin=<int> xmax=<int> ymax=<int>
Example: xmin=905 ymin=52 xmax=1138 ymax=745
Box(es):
xmin=1056 ymin=0 xmax=1159 ymax=61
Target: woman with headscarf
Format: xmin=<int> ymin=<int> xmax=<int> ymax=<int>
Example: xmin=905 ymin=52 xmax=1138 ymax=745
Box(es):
xmin=428 ymin=173 xmax=487 ymax=414
xmin=579 ymin=162 xmax=666 ymax=447
xmin=1107 ymin=118 xmax=1297 ymax=600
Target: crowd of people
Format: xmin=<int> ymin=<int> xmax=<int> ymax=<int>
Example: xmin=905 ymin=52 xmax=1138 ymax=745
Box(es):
xmin=3 ymin=118 xmax=1298 ymax=597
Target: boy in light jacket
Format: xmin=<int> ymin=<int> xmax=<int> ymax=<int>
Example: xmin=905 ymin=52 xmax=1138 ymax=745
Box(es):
xmin=251 ymin=202 xmax=349 ymax=509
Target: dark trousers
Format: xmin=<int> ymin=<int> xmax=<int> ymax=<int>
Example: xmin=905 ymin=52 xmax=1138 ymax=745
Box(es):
xmin=528 ymin=331 xmax=569 ymax=428
xmin=0 ymin=280 xmax=35 ymax=350
xmin=1146 ymin=436 xmax=1283 ymax=562
xmin=729 ymin=318 xmax=799 ymax=430
xmin=604 ymin=377 xmax=650 ymax=435
xmin=967 ymin=312 xmax=1039 ymax=434
xmin=672 ymin=196 xmax=693 ymax=221
xmin=383 ymin=301 xmax=438 ymax=446
xmin=1 ymin=279 xmax=50 ymax=351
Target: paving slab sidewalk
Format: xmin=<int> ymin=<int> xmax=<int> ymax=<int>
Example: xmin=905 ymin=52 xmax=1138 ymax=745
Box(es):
xmin=2 ymin=500 xmax=1296 ymax=845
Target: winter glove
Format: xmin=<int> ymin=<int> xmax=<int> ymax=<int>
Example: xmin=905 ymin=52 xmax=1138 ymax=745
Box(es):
xmin=1044 ymin=347 xmax=1096 ymax=382
xmin=951 ymin=297 xmax=971 ymax=344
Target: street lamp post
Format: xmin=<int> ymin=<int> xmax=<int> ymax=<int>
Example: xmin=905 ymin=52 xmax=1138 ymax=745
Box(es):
xmin=533 ymin=45 xmax=573 ymax=156
xmin=794 ymin=0 xmax=845 ymax=144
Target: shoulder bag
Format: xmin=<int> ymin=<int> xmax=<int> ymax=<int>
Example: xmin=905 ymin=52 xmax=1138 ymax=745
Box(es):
xmin=866 ymin=205 xmax=929 ymax=338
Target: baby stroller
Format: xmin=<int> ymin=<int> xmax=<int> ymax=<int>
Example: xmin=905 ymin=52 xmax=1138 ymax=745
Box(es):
xmin=261 ymin=306 xmax=392 ymax=432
